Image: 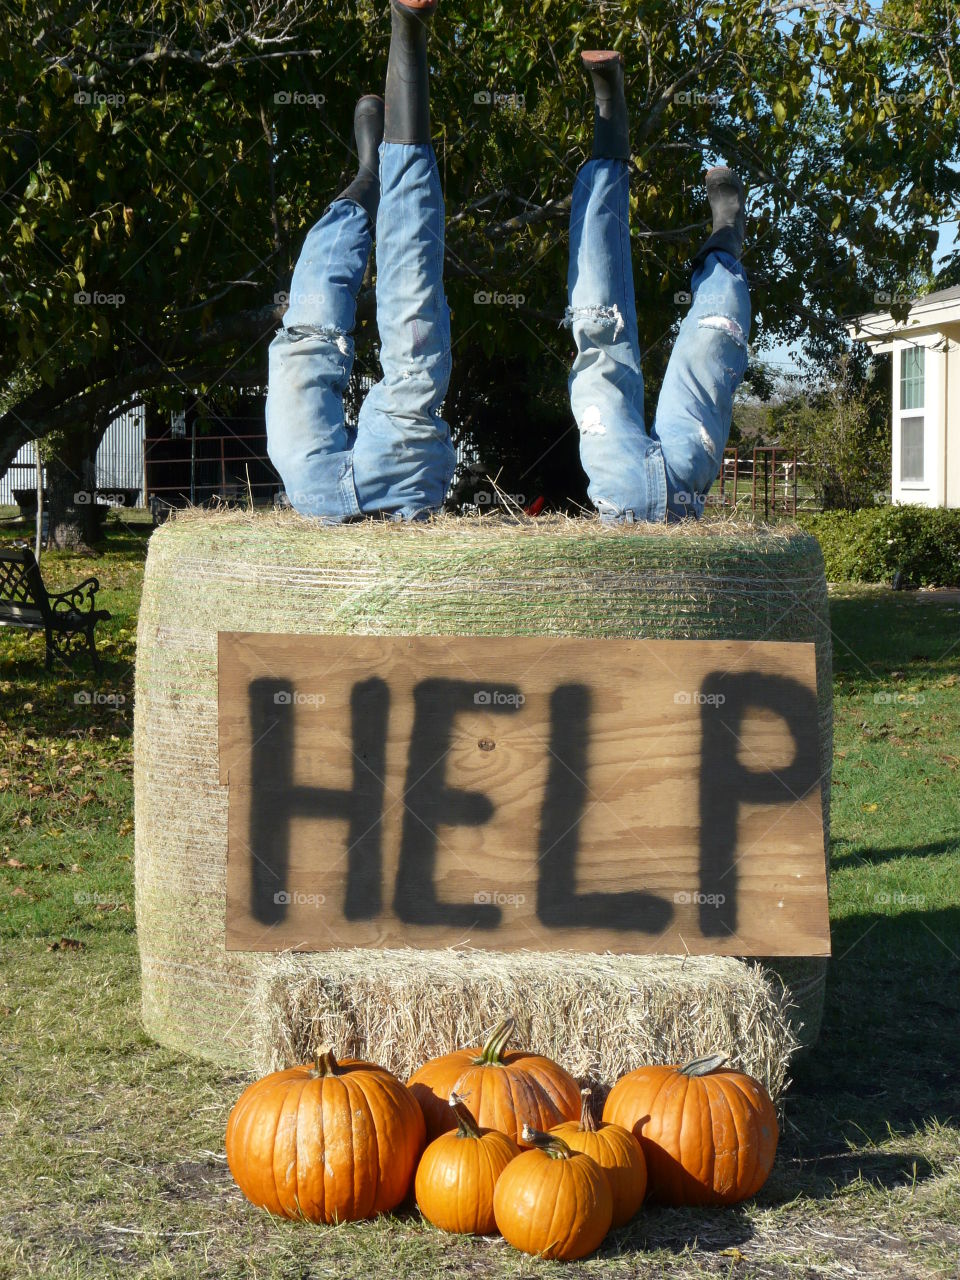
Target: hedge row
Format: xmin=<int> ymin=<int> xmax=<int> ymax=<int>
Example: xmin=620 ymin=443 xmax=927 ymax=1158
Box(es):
xmin=798 ymin=505 xmax=960 ymax=587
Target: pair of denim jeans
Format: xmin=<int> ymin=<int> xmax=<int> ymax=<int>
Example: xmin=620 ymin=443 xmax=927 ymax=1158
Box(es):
xmin=266 ymin=142 xmax=455 ymax=521
xmin=266 ymin=147 xmax=750 ymax=523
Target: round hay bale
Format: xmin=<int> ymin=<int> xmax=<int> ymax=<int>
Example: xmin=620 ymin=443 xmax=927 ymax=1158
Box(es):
xmin=134 ymin=510 xmax=831 ymax=1096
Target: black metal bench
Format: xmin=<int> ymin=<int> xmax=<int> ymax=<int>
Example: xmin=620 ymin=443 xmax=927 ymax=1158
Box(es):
xmin=0 ymin=545 xmax=112 ymax=672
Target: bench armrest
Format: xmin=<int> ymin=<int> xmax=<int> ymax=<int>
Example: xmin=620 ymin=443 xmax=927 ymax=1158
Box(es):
xmin=48 ymin=577 xmax=105 ymax=617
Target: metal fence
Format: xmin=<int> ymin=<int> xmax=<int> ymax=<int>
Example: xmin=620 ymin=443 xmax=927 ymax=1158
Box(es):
xmin=0 ymin=440 xmax=38 ymax=507
xmin=0 ymin=406 xmax=147 ymax=507
xmin=96 ymin=405 xmax=146 ymax=500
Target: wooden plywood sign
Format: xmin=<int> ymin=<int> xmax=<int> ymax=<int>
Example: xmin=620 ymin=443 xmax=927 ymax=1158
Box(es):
xmin=218 ymin=633 xmax=830 ymax=957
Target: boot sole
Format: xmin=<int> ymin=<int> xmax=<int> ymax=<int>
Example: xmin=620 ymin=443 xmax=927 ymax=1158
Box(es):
xmin=581 ymin=50 xmax=623 ymax=67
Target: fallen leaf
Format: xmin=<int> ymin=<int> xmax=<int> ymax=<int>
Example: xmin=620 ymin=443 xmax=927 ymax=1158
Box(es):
xmin=861 ymin=802 xmax=879 ymax=812
xmin=3 ymin=858 xmax=27 ymax=869
xmin=11 ymin=886 xmax=27 ymax=897
xmin=47 ymin=937 xmax=83 ymax=951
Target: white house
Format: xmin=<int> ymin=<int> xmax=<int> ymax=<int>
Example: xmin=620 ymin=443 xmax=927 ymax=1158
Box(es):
xmin=848 ymin=283 xmax=960 ymax=508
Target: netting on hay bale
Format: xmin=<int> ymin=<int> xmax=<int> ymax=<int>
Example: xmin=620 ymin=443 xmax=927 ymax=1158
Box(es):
xmin=133 ymin=509 xmax=832 ymax=1099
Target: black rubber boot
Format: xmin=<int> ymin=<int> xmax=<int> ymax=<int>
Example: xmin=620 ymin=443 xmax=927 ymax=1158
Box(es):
xmin=581 ymin=50 xmax=630 ymax=161
xmin=334 ymin=95 xmax=385 ymax=226
xmin=692 ymin=166 xmax=746 ymax=268
xmin=383 ymin=0 xmax=437 ymax=144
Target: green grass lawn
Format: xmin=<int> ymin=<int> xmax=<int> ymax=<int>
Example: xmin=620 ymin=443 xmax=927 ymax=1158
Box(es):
xmin=1 ymin=517 xmax=958 ymax=1279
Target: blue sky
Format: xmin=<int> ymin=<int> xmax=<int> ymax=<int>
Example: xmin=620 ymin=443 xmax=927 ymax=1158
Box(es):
xmin=760 ymin=218 xmax=960 ymax=376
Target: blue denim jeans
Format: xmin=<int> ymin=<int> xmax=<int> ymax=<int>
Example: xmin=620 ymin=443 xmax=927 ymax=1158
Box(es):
xmin=564 ymin=159 xmax=750 ymax=522
xmin=266 ymin=142 xmax=456 ymax=522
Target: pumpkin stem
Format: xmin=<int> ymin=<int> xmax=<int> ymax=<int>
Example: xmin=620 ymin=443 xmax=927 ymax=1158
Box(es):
xmin=679 ymin=1053 xmax=728 ymax=1077
xmin=474 ymin=1016 xmax=516 ymax=1066
xmin=449 ymin=1092 xmax=483 ymax=1140
xmin=311 ymin=1046 xmax=342 ymax=1077
xmin=521 ymin=1123 xmax=574 ymax=1159
xmin=579 ymin=1087 xmax=599 ymax=1132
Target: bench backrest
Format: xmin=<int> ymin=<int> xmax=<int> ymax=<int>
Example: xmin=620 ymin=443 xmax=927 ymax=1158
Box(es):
xmin=0 ymin=546 xmax=50 ymax=626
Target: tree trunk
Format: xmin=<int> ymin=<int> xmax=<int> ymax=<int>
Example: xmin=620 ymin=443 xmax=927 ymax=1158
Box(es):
xmin=45 ymin=423 xmax=106 ymax=551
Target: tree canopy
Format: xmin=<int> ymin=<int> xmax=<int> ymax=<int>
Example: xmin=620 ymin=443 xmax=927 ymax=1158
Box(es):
xmin=2 ymin=0 xmax=958 ymax=500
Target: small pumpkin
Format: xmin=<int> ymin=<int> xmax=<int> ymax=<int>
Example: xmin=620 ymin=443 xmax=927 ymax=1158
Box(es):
xmin=408 ymin=1016 xmax=580 ymax=1145
xmin=550 ymin=1088 xmax=647 ymax=1227
xmin=602 ymin=1053 xmax=778 ymax=1206
xmin=415 ymin=1092 xmax=521 ymax=1235
xmin=225 ymin=1046 xmax=425 ymax=1222
xmin=493 ymin=1124 xmax=613 ymax=1260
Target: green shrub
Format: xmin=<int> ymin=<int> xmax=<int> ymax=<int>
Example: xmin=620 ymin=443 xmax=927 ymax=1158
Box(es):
xmin=798 ymin=505 xmax=960 ymax=586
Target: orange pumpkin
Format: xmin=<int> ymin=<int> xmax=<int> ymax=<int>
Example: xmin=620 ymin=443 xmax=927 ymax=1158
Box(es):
xmin=225 ymin=1047 xmax=425 ymax=1222
xmin=408 ymin=1016 xmax=580 ymax=1145
xmin=415 ymin=1092 xmax=520 ymax=1235
xmin=493 ymin=1124 xmax=613 ymax=1260
xmin=550 ymin=1088 xmax=647 ymax=1227
xmin=602 ymin=1053 xmax=778 ymax=1206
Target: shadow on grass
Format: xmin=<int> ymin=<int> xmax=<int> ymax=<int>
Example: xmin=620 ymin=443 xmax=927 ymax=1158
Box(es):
xmin=828 ymin=591 xmax=960 ymax=677
xmin=610 ymin=1204 xmax=755 ymax=1254
xmin=783 ymin=905 xmax=959 ymax=1197
xmin=831 ymin=836 xmax=960 ymax=867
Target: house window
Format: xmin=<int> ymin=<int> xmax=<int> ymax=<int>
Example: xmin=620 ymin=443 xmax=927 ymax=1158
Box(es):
xmin=900 ymin=346 xmax=925 ymax=410
xmin=901 ymin=416 xmax=924 ymax=482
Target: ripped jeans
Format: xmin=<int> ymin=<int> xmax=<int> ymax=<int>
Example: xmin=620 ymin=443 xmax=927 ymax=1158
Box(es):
xmin=265 ymin=142 xmax=456 ymax=522
xmin=564 ymin=159 xmax=750 ymax=522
